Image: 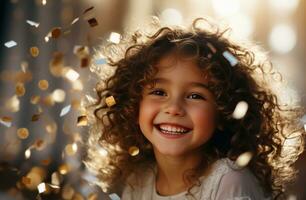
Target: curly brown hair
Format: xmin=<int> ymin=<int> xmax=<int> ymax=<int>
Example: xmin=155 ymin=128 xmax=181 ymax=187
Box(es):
xmin=84 ymin=18 xmax=305 ymax=199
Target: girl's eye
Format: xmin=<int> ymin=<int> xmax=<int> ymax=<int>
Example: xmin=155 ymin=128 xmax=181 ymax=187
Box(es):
xmin=149 ymin=89 xmax=166 ymax=96
xmin=188 ymin=93 xmax=205 ymax=100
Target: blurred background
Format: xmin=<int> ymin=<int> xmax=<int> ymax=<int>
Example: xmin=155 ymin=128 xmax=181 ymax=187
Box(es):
xmin=0 ymin=0 xmax=305 ymax=199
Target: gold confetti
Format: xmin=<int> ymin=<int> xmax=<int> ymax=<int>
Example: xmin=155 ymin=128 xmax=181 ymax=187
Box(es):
xmin=73 ymin=45 xmax=89 ymax=58
xmin=105 ymin=96 xmax=116 ymax=107
xmin=34 ymin=139 xmax=45 ymax=150
xmin=51 ymin=27 xmax=61 ymax=39
xmin=58 ymin=164 xmax=70 ymax=175
xmin=235 ymin=151 xmax=253 ymax=167
xmin=5 ymin=95 xmax=20 ymax=112
xmin=42 ymin=0 xmax=47 ymax=5
xmin=17 ymin=128 xmax=29 ymax=139
xmin=15 ymin=82 xmax=26 ymax=96
xmin=63 ymin=67 xmax=79 ymax=81
xmin=30 ymin=95 xmax=40 ymax=104
xmin=77 ymin=115 xmax=88 ymax=126
xmin=30 ymin=46 xmax=39 ymax=57
xmin=232 ymin=101 xmax=248 ymax=119
xmin=31 ymin=113 xmax=41 ymax=121
xmin=128 ymin=146 xmax=139 ymax=156
xmin=83 ymin=6 xmax=94 ymax=14
xmin=65 ymin=143 xmax=78 ymax=156
xmin=1 ymin=116 xmax=12 ymax=122
xmin=38 ymin=79 xmax=49 ymax=90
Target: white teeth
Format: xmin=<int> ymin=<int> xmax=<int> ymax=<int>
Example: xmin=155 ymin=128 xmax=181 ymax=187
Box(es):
xmin=158 ymin=124 xmax=189 ymax=134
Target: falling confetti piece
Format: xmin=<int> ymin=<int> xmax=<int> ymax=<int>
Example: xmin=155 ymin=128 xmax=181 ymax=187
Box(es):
xmin=304 ymin=124 xmax=306 ymax=132
xmin=232 ymin=101 xmax=248 ymax=119
xmin=109 ymin=32 xmax=121 ymax=44
xmin=109 ymin=193 xmax=121 ymax=200
xmin=73 ymin=45 xmax=90 ymax=58
xmin=64 ymin=68 xmax=79 ymax=81
xmin=25 ymin=148 xmax=31 ymax=159
xmin=51 ymin=172 xmax=61 ymax=186
xmin=4 ymin=40 xmax=17 ymax=48
xmin=60 ymin=105 xmax=71 ymax=117
xmin=38 ymin=79 xmax=49 ymax=90
xmin=37 ymin=182 xmax=46 ymax=193
xmin=17 ymin=128 xmax=29 ymax=139
xmin=30 ymin=95 xmax=41 ymax=104
xmin=77 ymin=115 xmax=88 ymax=126
xmin=41 ymin=158 xmax=51 ymax=165
xmin=235 ymin=151 xmax=253 ymax=167
xmin=65 ymin=143 xmax=78 ymax=156
xmin=71 ymin=17 xmax=79 ymax=25
xmin=95 ymin=58 xmax=107 ymax=65
xmin=42 ymin=0 xmax=47 ymax=5
xmin=0 ymin=118 xmax=12 ymax=127
xmin=52 ymin=89 xmax=66 ymax=102
xmin=30 ymin=46 xmax=39 ymax=57
xmin=58 ymin=164 xmax=70 ymax=175
xmin=26 ymin=20 xmax=40 ymax=27
xmin=81 ymin=57 xmax=90 ymax=68
xmin=5 ymin=95 xmax=20 ymax=112
xmin=83 ymin=6 xmax=94 ymax=14
xmin=88 ymin=18 xmax=98 ymax=27
xmin=105 ymin=96 xmax=116 ymax=107
xmin=31 ymin=113 xmax=41 ymax=121
xmin=1 ymin=116 xmax=12 ymax=122
xmin=15 ymin=82 xmax=26 ymax=96
xmin=222 ymin=51 xmax=238 ymax=66
xmin=51 ymin=27 xmax=62 ymax=39
xmin=128 ymin=146 xmax=139 ymax=156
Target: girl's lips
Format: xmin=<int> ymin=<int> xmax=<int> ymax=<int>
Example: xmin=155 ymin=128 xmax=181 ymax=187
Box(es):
xmin=154 ymin=125 xmax=191 ymax=139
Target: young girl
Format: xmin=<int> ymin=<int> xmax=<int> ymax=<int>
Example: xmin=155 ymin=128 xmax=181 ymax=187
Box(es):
xmin=84 ymin=18 xmax=304 ymax=200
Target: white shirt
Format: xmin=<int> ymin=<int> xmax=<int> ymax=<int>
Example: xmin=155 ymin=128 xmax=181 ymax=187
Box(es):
xmin=121 ymin=158 xmax=270 ymax=200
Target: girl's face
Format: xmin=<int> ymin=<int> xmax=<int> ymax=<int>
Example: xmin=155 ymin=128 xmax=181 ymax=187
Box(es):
xmin=138 ymin=55 xmax=217 ymax=157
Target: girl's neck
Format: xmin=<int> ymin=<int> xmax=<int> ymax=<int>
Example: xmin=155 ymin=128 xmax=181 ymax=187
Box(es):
xmin=153 ymin=148 xmax=204 ymax=196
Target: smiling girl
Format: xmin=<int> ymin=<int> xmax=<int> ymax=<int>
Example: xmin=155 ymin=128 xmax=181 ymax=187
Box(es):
xmin=85 ymin=18 xmax=304 ymax=200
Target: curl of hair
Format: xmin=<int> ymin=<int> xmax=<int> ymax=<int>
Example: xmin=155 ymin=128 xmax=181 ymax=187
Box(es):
xmin=84 ymin=18 xmax=305 ymax=199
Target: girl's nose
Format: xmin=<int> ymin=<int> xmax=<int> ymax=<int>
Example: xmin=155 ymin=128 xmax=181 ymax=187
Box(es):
xmin=164 ymin=98 xmax=186 ymax=116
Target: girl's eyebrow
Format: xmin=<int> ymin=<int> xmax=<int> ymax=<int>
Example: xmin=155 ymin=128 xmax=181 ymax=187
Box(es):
xmin=151 ymin=78 xmax=210 ymax=90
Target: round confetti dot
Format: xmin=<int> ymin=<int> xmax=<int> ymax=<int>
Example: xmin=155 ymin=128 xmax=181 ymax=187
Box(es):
xmin=16 ymin=83 xmax=25 ymax=96
xmin=30 ymin=46 xmax=39 ymax=57
xmin=65 ymin=143 xmax=78 ymax=156
xmin=128 ymin=146 xmax=139 ymax=156
xmin=51 ymin=27 xmax=61 ymax=38
xmin=38 ymin=80 xmax=49 ymax=90
xmin=17 ymin=128 xmax=29 ymax=139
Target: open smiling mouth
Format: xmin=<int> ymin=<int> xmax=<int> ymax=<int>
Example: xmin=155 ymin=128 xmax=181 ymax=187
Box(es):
xmin=154 ymin=124 xmax=192 ymax=137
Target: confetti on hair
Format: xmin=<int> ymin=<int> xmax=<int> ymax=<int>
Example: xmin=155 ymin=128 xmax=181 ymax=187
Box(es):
xmin=232 ymin=101 xmax=248 ymax=119
xmin=26 ymin=20 xmax=40 ymax=27
xmin=77 ymin=115 xmax=88 ymax=126
xmin=60 ymin=105 xmax=71 ymax=117
xmin=95 ymin=58 xmax=107 ymax=65
xmin=235 ymin=151 xmax=253 ymax=168
xmin=128 ymin=146 xmax=139 ymax=156
xmin=109 ymin=193 xmax=121 ymax=200
xmin=4 ymin=40 xmax=17 ymax=48
xmin=105 ymin=96 xmax=116 ymax=107
xmin=30 ymin=46 xmax=40 ymax=57
xmin=222 ymin=51 xmax=238 ymax=66
xmin=109 ymin=32 xmax=121 ymax=44
xmin=206 ymin=42 xmax=217 ymax=53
